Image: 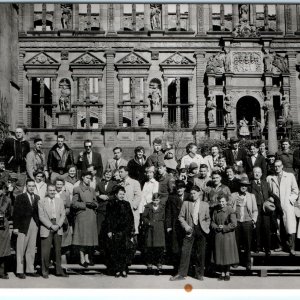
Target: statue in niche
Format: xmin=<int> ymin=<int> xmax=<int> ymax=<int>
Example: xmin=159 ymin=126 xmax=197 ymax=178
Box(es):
xmin=273 ymin=55 xmax=289 ymax=73
xmin=148 ymin=79 xmax=162 ymax=111
xmin=239 ymin=4 xmax=249 ymax=23
xmin=224 ymin=95 xmax=233 ymax=126
xmin=58 ymin=79 xmax=71 ymax=111
xmin=281 ymin=94 xmax=291 ymax=121
xmin=150 ymin=4 xmax=162 ymax=30
xmin=263 ymin=48 xmax=274 ymax=73
xmin=61 ymin=4 xmax=72 ymax=29
xmin=224 ymin=48 xmax=231 ymax=72
xmin=239 ymin=117 xmax=250 ymax=139
xmin=206 ymin=92 xmax=216 ymax=124
xmin=263 ymin=97 xmax=272 ymax=125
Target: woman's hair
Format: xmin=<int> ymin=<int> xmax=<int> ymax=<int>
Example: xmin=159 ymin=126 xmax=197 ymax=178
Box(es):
xmin=67 ymin=164 xmax=77 ymax=172
xmin=211 ymin=170 xmax=222 ymax=177
xmin=113 ymin=185 xmax=126 ymax=195
xmin=217 ymin=193 xmax=228 ymax=202
xmin=190 ymin=185 xmax=200 ymax=192
xmin=33 ymin=169 xmax=45 ymax=178
xmin=134 ymin=146 xmax=145 ymax=154
xmin=81 ymin=171 xmax=93 ymax=178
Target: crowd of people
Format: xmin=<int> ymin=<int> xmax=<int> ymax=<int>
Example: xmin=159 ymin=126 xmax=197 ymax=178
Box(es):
xmin=1 ymin=128 xmax=300 ymax=282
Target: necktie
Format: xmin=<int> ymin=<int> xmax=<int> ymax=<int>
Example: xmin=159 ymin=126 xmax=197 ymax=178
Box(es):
xmin=115 ymin=160 xmax=118 ymax=169
xmin=29 ymin=194 xmax=34 ymax=205
xmin=193 ymin=200 xmax=200 ymax=226
xmin=234 ymin=150 xmax=237 ymax=160
xmin=256 ymin=180 xmax=260 ymax=186
xmin=50 ymin=199 xmax=56 ymax=219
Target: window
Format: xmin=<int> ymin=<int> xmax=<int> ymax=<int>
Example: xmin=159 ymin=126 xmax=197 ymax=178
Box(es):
xmin=273 ymin=95 xmax=282 ymax=121
xmin=216 ymin=95 xmax=224 ymax=127
xmin=267 ymin=5 xmax=276 ymax=31
xmin=255 ymin=5 xmax=265 ymax=31
xmin=255 ymin=4 xmax=277 ymax=31
xmin=31 ymin=77 xmax=53 ymax=128
xmin=211 ymin=4 xmax=232 ymax=31
xmin=211 ymin=5 xmax=221 ymax=31
xmin=167 ymin=4 xmax=189 ymax=31
xmin=167 ymin=77 xmax=189 ymax=128
xmin=34 ymin=3 xmax=54 ymax=31
xmin=123 ymin=4 xmax=145 ymax=31
xmin=121 ymin=77 xmax=144 ymax=127
xmin=78 ymin=4 xmax=100 ymax=31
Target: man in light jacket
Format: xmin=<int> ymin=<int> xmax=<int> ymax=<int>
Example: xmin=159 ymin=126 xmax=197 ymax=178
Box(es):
xmin=267 ymin=159 xmax=299 ymax=255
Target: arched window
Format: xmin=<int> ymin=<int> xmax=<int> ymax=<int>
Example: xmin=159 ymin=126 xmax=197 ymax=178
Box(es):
xmin=34 ymin=3 xmax=54 ymax=31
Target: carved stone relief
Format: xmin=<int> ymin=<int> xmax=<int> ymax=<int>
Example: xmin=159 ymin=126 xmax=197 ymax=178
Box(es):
xmin=58 ymin=78 xmax=71 ymax=111
xmin=148 ymin=79 xmax=162 ymax=112
xmin=61 ymin=4 xmax=72 ymax=30
xmin=150 ymin=4 xmax=162 ymax=30
xmin=162 ymin=52 xmax=193 ymax=65
xmin=231 ymin=51 xmax=263 ymax=73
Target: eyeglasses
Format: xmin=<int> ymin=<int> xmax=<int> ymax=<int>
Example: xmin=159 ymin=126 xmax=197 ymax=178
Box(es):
xmin=85 ymin=145 xmax=92 ymax=148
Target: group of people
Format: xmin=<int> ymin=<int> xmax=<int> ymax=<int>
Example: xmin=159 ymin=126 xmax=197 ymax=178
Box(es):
xmin=0 ymin=128 xmax=300 ymax=282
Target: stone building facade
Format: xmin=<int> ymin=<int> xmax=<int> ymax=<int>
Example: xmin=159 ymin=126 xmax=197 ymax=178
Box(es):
xmin=14 ymin=3 xmax=300 ymax=158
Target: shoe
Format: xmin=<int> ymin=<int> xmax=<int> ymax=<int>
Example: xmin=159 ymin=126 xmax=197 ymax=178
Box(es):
xmin=42 ymin=274 xmax=49 ymax=279
xmin=16 ymin=273 xmax=26 ymax=279
xmin=265 ymin=251 xmax=271 ymax=256
xmin=290 ymin=250 xmax=296 ymax=256
xmin=147 ymin=264 xmax=153 ymax=271
xmin=26 ymin=273 xmax=40 ymax=277
xmin=115 ymin=272 xmax=121 ymax=278
xmin=88 ymin=261 xmax=95 ymax=266
xmin=157 ymin=264 xmax=162 ymax=270
xmin=56 ymin=272 xmax=69 ymax=277
xmin=196 ymin=275 xmax=204 ymax=281
xmin=170 ymin=274 xmax=185 ymax=281
xmin=121 ymin=271 xmax=127 ymax=278
xmin=274 ymin=247 xmax=282 ymax=252
xmin=246 ymin=264 xmax=252 ymax=271
xmin=79 ymin=262 xmax=89 ymax=268
xmin=224 ymin=275 xmax=230 ymax=281
xmin=218 ymin=275 xmax=225 ymax=281
xmin=0 ymin=274 xmax=9 ymax=279
xmin=231 ymin=264 xmax=238 ymax=268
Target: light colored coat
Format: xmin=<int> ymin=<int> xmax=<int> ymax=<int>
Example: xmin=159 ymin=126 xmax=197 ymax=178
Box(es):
xmin=203 ymin=155 xmax=219 ymax=175
xmin=26 ymin=150 xmax=47 ymax=180
xmin=178 ymin=200 xmax=210 ymax=234
xmin=267 ymin=172 xmax=299 ymax=234
xmin=105 ymin=158 xmax=128 ymax=171
xmin=38 ymin=196 xmax=66 ymax=238
xmin=122 ymin=176 xmax=142 ymax=234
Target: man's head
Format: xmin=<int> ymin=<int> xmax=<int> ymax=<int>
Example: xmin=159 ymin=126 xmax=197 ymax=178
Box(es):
xmin=225 ymin=166 xmax=235 ymax=180
xmin=55 ymin=178 xmax=65 ymax=192
xmin=274 ymin=160 xmax=283 ymax=175
xmin=239 ymin=177 xmax=250 ymax=193
xmin=113 ymin=147 xmax=123 ymax=160
xmin=57 ymin=135 xmax=65 ymax=148
xmin=84 ymin=139 xmax=93 ymax=154
xmin=87 ymin=164 xmax=97 ymax=177
xmin=190 ymin=185 xmax=201 ymax=202
xmin=68 ymin=165 xmax=77 ymax=178
xmin=118 ymin=166 xmax=129 ymax=180
xmin=157 ymin=163 xmax=167 ymax=176
xmin=33 ymin=170 xmax=45 ymax=183
xmin=281 ymin=138 xmax=290 ymax=151
xmin=211 ymin=145 xmax=219 ymax=156
xmin=230 ymin=137 xmax=239 ymax=150
xmin=253 ymin=167 xmax=262 ymax=180
xmin=153 ymin=138 xmax=162 ymax=152
xmin=211 ymin=170 xmax=222 ymax=186
xmin=258 ymin=140 xmax=266 ymax=153
xmin=152 ymin=193 xmax=161 ymax=207
xmin=134 ymin=146 xmax=145 ymax=159
xmin=15 ymin=128 xmax=25 ymax=141
xmin=188 ymin=162 xmax=199 ymax=175
xmin=47 ymin=184 xmax=56 ymax=199
xmin=34 ymin=138 xmax=43 ymax=152
xmin=81 ymin=171 xmax=93 ymax=186
xmin=25 ymin=178 xmax=36 ymax=194
xmin=175 ymin=180 xmax=186 ymax=196
xmin=199 ymin=164 xmax=208 ymax=178
xmin=186 ymin=143 xmax=198 ymax=155
xmin=249 ymin=143 xmax=259 ymax=156
xmin=218 ymin=156 xmax=227 ymax=168
xmin=103 ymin=169 xmax=112 ymax=181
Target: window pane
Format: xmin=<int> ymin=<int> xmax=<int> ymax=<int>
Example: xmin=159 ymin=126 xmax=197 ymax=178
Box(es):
xmin=168 ymin=4 xmax=176 ymax=13
xmin=91 ymin=4 xmax=99 ymax=14
xmin=34 ymin=4 xmax=42 ymax=12
xmin=268 ymin=5 xmax=276 ymax=16
xmin=44 ymin=78 xmax=51 ymax=89
xmin=180 ymin=4 xmax=188 ymax=14
xmin=79 ymin=4 xmax=87 ymax=14
xmin=136 ymin=4 xmax=144 ymax=13
xmin=256 ymin=5 xmax=264 ymax=13
xmin=124 ymin=4 xmax=132 ymax=14
xmin=224 ymin=4 xmax=232 ymax=15
xmin=212 ymin=4 xmax=220 ymax=14
xmin=46 ymin=4 xmax=54 ymax=11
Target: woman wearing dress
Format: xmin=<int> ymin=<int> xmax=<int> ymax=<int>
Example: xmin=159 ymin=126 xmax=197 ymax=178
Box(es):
xmin=64 ymin=165 xmax=80 ymax=196
xmin=211 ymin=195 xmax=239 ymax=281
xmin=239 ymin=117 xmax=250 ymax=139
xmin=72 ymin=171 xmax=98 ymax=267
xmin=106 ymin=186 xmax=134 ymax=278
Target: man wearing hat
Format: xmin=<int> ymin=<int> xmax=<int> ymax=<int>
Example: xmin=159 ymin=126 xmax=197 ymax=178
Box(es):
xmin=249 ymin=167 xmax=273 ymax=256
xmin=231 ymin=177 xmax=258 ymax=270
xmin=145 ymin=138 xmax=165 ymax=169
xmin=267 ymin=159 xmax=299 ymax=255
xmin=224 ymin=136 xmax=247 ymax=167
xmin=180 ymin=143 xmax=204 ymax=172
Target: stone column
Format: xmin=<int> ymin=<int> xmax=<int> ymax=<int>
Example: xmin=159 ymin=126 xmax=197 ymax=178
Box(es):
xmin=72 ymin=77 xmax=77 ymax=127
xmin=104 ymin=50 xmax=116 ymax=127
xmin=264 ymin=5 xmax=269 ymax=31
xmin=197 ymin=4 xmax=205 ymax=35
xmin=163 ymin=4 xmax=168 ymax=30
xmin=28 ymin=3 xmax=34 ymax=31
xmin=220 ymin=4 xmax=225 ymax=31
xmin=54 ymin=4 xmax=61 ymax=31
xmin=297 ymin=5 xmax=300 ymax=32
xmin=118 ymin=77 xmax=123 ymax=126
xmin=285 ymin=5 xmax=293 ymax=35
xmin=163 ymin=77 xmax=168 ymax=127
xmin=232 ymin=4 xmax=239 ymax=29
xmin=250 ymin=4 xmax=255 ymax=26
xmin=176 ymin=77 xmax=181 ymax=127
xmin=27 ymin=77 xmax=32 ymax=128
xmin=18 ymin=52 xmax=25 ymax=127
xmin=107 ymin=3 xmax=116 ymax=35
xmin=99 ymin=4 xmax=104 ymax=31
xmin=74 ymin=4 xmax=79 ymax=30
xmin=18 ymin=4 xmax=24 ymax=34
xmin=208 ymin=4 xmax=213 ymax=31
xmin=276 ymin=4 xmax=283 ymax=32
xmin=87 ymin=4 xmax=91 ymax=31
xmin=39 ymin=78 xmax=45 ymax=128
xmin=42 ymin=3 xmax=47 ymax=31
xmin=287 ymin=52 xmax=299 ymax=125
xmin=51 ymin=77 xmax=57 ymax=128
xmin=143 ymin=77 xmax=149 ymax=127
xmin=194 ymin=52 xmax=206 ymax=130
xmin=188 ymin=77 xmax=193 ymax=128
xmin=144 ymin=4 xmax=151 ymax=31
xmin=132 ymin=4 xmax=136 ymax=31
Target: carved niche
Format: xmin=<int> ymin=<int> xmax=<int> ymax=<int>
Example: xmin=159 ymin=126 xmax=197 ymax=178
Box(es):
xmin=58 ymin=78 xmax=71 ymax=111
xmin=148 ymin=78 xmax=162 ymax=112
xmin=150 ymin=4 xmax=162 ymax=30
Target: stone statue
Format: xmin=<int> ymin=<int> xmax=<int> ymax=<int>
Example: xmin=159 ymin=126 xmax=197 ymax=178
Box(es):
xmin=263 ymin=98 xmax=272 ymax=124
xmin=150 ymin=4 xmax=161 ymax=30
xmin=58 ymin=79 xmax=71 ymax=111
xmin=61 ymin=4 xmax=72 ymax=29
xmin=224 ymin=95 xmax=233 ymax=126
xmin=281 ymin=94 xmax=291 ymax=121
xmin=206 ymin=56 xmax=215 ymax=73
xmin=252 ymin=117 xmax=262 ymax=138
xmin=239 ymin=4 xmax=249 ymax=23
xmin=273 ymin=55 xmax=289 ymax=73
xmin=205 ymin=51 xmax=226 ymax=74
xmin=239 ymin=117 xmax=250 ymax=138
xmin=263 ymin=49 xmax=274 ymax=73
xmin=148 ymin=80 xmax=162 ymax=111
xmin=206 ymin=93 xmax=216 ymax=124
xmin=224 ymin=48 xmax=231 ymax=72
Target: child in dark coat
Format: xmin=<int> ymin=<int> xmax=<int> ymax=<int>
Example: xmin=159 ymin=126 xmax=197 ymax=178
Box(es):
xmin=142 ymin=193 xmax=165 ymax=274
xmin=211 ymin=195 xmax=239 ymax=281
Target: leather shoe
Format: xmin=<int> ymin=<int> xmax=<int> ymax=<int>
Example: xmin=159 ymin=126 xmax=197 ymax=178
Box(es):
xmin=218 ymin=275 xmax=225 ymax=281
xmin=42 ymin=274 xmax=49 ymax=279
xmin=224 ymin=275 xmax=230 ymax=281
xmin=79 ymin=262 xmax=89 ymax=268
xmin=170 ymin=274 xmax=185 ymax=281
xmin=246 ymin=264 xmax=252 ymax=271
xmin=121 ymin=271 xmax=127 ymax=278
xmin=26 ymin=273 xmax=40 ymax=277
xmin=115 ymin=272 xmax=121 ymax=278
xmin=290 ymin=250 xmax=296 ymax=256
xmin=0 ymin=274 xmax=9 ymax=279
xmin=56 ymin=272 xmax=69 ymax=277
xmin=196 ymin=275 xmax=204 ymax=281
xmin=16 ymin=273 xmax=26 ymax=279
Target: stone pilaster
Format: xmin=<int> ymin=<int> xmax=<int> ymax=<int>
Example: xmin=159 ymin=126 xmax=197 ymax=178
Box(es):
xmin=144 ymin=4 xmax=151 ymax=31
xmin=197 ymin=4 xmax=205 ymax=35
xmin=104 ymin=50 xmax=116 ymax=127
xmin=276 ymin=4 xmax=284 ymax=32
xmin=232 ymin=4 xmax=239 ymax=29
xmin=287 ymin=52 xmax=298 ymax=125
xmin=285 ymin=5 xmax=293 ymax=35
xmin=28 ymin=3 xmax=34 ymax=31
xmin=27 ymin=77 xmax=32 ymax=128
xmin=107 ymin=3 xmax=116 ymax=35
xmin=54 ymin=4 xmax=61 ymax=31
xmin=18 ymin=51 xmax=25 ymax=127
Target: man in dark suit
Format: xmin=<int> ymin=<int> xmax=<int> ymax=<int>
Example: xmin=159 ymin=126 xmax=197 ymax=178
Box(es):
xmin=13 ymin=179 xmax=40 ymax=278
xmin=170 ymin=185 xmax=210 ymax=281
xmin=77 ymin=139 xmax=103 ymax=178
xmin=223 ymin=136 xmax=248 ymax=167
xmin=222 ymin=166 xmax=240 ymax=193
xmin=245 ymin=142 xmax=267 ymax=180
xmin=166 ymin=180 xmax=189 ymax=273
xmin=38 ymin=184 xmax=68 ymax=278
xmin=249 ymin=167 xmax=272 ymax=256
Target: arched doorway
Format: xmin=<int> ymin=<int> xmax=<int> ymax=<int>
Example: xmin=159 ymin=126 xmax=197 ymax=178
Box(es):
xmin=236 ymin=96 xmax=261 ymax=136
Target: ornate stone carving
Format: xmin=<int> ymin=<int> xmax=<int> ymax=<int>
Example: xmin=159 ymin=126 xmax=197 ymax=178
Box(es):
xmin=150 ymin=4 xmax=162 ymax=30
xmin=71 ymin=53 xmax=104 ymax=65
xmin=151 ymin=51 xmax=159 ymax=60
xmin=61 ymin=4 xmax=72 ymax=29
xmin=263 ymin=49 xmax=289 ymax=74
xmin=117 ymin=52 xmax=148 ymax=65
xmin=206 ymin=92 xmax=216 ymax=125
xmin=239 ymin=4 xmax=249 ymax=22
xmin=61 ymin=50 xmax=69 ymax=60
xmin=148 ymin=79 xmax=162 ymax=111
xmin=224 ymin=95 xmax=233 ymax=126
xmin=206 ymin=51 xmax=226 ymax=73
xmin=26 ymin=53 xmax=58 ymax=65
xmin=231 ymin=51 xmax=263 ymax=73
xmin=281 ymin=93 xmax=291 ymax=121
xmin=58 ymin=78 xmax=71 ymax=111
xmin=162 ymin=52 xmax=193 ymax=65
